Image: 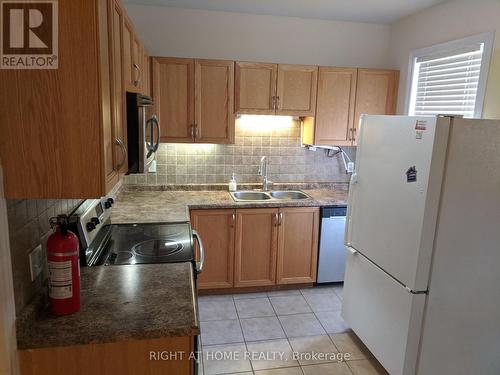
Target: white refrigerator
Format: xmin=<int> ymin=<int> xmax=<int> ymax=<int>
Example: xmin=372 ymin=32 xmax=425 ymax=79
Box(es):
xmin=342 ymin=115 xmax=500 ymax=375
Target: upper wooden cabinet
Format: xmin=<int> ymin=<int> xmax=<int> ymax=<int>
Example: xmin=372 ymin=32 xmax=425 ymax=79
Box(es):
xmin=0 ymin=0 xmax=132 ymax=198
xmin=190 ymin=209 xmax=235 ymax=289
xmin=276 ymin=64 xmax=318 ymax=116
xmin=109 ymin=0 xmax=128 ymax=177
xmin=142 ymin=50 xmax=151 ymax=97
xmin=235 ymin=62 xmax=277 ymax=115
xmin=276 ymin=207 xmax=320 ymax=284
xmin=303 ymin=67 xmax=357 ymax=146
xmin=353 ymin=69 xmax=399 ymax=144
xmin=123 ymin=15 xmax=145 ymax=93
xmin=195 ymin=60 xmax=235 ymax=143
xmin=235 ymin=62 xmax=318 ymax=116
xmin=152 ymin=57 xmax=234 ymax=144
xmin=302 ymin=68 xmax=399 ymax=147
xmin=152 ymin=57 xmax=196 ymax=142
xmin=234 ymin=208 xmax=279 ymax=287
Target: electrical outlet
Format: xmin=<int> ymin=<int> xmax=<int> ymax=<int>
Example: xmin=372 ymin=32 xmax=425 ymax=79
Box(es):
xmin=28 ymin=245 xmax=44 ymax=281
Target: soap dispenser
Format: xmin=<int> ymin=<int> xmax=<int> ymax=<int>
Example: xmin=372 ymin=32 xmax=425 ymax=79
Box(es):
xmin=228 ymin=173 xmax=237 ymax=192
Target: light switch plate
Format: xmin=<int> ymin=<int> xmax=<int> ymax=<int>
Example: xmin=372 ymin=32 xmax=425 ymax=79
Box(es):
xmin=28 ymin=244 xmax=44 ymax=281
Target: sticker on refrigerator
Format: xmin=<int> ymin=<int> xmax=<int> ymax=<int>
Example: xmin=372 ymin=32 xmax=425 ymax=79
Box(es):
xmin=406 ymin=166 xmax=417 ymax=183
xmin=415 ymin=130 xmax=424 ymax=139
xmin=415 ymin=120 xmax=427 ymax=130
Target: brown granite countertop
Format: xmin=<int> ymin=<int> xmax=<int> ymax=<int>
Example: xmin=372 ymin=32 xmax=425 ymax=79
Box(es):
xmin=112 ymin=188 xmax=348 ymax=224
xmin=17 ymin=263 xmax=199 ymax=350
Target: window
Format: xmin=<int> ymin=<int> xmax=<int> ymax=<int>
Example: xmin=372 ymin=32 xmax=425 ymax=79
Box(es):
xmin=407 ymin=33 xmax=494 ymax=118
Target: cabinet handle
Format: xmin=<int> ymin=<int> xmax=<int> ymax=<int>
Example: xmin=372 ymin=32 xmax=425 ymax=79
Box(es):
xmin=274 ymin=213 xmax=279 ymax=226
xmin=231 ymin=213 xmax=236 ymax=227
xmin=194 ymin=124 xmax=199 ymax=139
xmin=191 ymin=124 xmax=195 ymax=141
xmin=133 ymin=63 xmax=141 ymax=87
xmin=276 ymin=96 xmax=280 ymax=110
xmin=114 ymin=138 xmax=127 ymax=170
xmin=279 ymin=212 xmax=283 ymax=225
xmin=348 ymin=128 xmax=353 ymax=141
xmin=352 ymin=127 xmax=357 ymax=142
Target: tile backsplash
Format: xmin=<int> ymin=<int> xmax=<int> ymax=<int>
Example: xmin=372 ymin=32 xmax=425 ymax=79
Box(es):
xmin=124 ymin=118 xmax=356 ymax=186
xmin=6 ymin=199 xmax=82 ymax=313
xmin=6 ymin=181 xmax=123 ymax=313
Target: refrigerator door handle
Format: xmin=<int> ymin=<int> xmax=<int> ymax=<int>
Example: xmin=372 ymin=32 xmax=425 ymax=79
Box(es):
xmin=345 ymin=172 xmax=358 ymax=247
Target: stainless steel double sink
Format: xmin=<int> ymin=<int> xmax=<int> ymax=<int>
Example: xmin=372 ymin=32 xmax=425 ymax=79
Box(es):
xmin=230 ymin=190 xmax=310 ymax=202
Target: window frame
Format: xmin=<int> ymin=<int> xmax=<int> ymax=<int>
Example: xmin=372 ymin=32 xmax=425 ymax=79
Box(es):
xmin=405 ymin=32 xmax=495 ymax=118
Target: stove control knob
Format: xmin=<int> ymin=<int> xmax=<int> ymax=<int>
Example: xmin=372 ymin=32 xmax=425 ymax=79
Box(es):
xmin=105 ymin=198 xmax=114 ymax=209
xmin=91 ymin=217 xmax=100 ymax=225
xmin=86 ymin=222 xmax=96 ymax=232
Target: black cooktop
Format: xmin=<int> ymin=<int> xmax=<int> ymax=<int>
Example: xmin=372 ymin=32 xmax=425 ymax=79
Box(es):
xmin=89 ymin=222 xmax=194 ymax=266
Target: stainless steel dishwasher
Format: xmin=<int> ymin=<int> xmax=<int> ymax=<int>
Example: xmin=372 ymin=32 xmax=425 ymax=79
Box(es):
xmin=317 ymin=206 xmax=347 ymax=283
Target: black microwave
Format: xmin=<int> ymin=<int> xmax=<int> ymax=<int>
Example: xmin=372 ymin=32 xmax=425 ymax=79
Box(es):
xmin=125 ymin=92 xmax=160 ymax=174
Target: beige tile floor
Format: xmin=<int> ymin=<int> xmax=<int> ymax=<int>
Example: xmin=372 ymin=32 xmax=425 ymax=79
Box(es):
xmin=198 ymin=285 xmax=388 ymax=375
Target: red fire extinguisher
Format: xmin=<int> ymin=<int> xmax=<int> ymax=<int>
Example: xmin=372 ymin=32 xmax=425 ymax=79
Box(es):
xmin=47 ymin=215 xmax=81 ymax=316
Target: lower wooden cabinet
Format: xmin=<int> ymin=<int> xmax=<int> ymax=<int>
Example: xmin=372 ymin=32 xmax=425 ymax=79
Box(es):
xmin=191 ymin=207 xmax=320 ymax=290
xmin=19 ymin=336 xmax=195 ymax=375
xmin=190 ymin=209 xmax=235 ymax=289
xmin=277 ymin=207 xmax=320 ymax=284
xmin=234 ymin=208 xmax=279 ymax=287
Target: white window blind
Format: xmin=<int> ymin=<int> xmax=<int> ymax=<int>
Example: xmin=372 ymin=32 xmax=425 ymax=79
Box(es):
xmin=408 ymin=34 xmax=493 ymax=118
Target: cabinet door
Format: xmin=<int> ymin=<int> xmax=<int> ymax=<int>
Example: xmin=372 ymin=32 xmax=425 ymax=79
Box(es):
xmin=122 ymin=17 xmax=134 ymax=92
xmin=313 ymin=67 xmax=357 ymax=146
xmin=195 ymin=59 xmax=235 ymax=144
xmin=110 ymin=0 xmax=127 ymax=176
xmin=235 ymin=62 xmax=277 ymax=115
xmin=191 ymin=209 xmax=235 ymax=289
xmin=131 ymin=36 xmax=142 ymax=92
xmin=277 ymin=207 xmax=320 ymax=284
xmin=353 ymin=69 xmax=399 ymax=144
xmin=152 ymin=57 xmax=195 ymax=142
xmin=276 ymin=64 xmax=318 ymax=116
xmin=235 ymin=209 xmax=279 ymax=287
xmin=142 ymin=50 xmax=151 ymax=97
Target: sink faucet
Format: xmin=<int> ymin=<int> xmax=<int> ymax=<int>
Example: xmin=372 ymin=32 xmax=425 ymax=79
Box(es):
xmin=258 ymin=156 xmax=272 ymax=191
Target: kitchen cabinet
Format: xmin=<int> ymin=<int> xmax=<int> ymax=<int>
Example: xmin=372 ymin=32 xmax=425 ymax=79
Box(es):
xmin=191 ymin=207 xmax=320 ymax=290
xmin=235 ymin=62 xmax=318 ymax=116
xmin=19 ymin=335 xmax=195 ymax=375
xmin=0 ymin=0 xmax=140 ymax=198
xmin=109 ymin=0 xmax=127 ymax=176
xmin=352 ymin=68 xmax=399 ymax=144
xmin=152 ymin=57 xmax=234 ymax=144
xmin=302 ymin=67 xmax=357 ymax=146
xmin=195 ymin=59 xmax=235 ymax=143
xmin=152 ymin=57 xmax=195 ymax=142
xmin=122 ymin=16 xmax=134 ymax=92
xmin=122 ymin=15 xmax=144 ymax=93
xmin=302 ymin=67 xmax=398 ymax=147
xmin=234 ymin=62 xmax=277 ymax=115
xmin=234 ymin=208 xmax=279 ymax=287
xmin=276 ymin=207 xmax=320 ymax=284
xmin=190 ymin=209 xmax=235 ymax=289
xmin=276 ymin=64 xmax=318 ymax=116
xmin=142 ymin=50 xmax=151 ymax=97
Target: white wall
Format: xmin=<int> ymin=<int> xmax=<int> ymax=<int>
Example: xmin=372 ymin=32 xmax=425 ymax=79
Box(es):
xmin=125 ymin=5 xmax=391 ymax=68
xmin=389 ymin=0 xmax=500 ymax=118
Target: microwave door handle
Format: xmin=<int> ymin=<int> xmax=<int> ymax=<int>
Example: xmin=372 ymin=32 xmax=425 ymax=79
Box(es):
xmin=152 ymin=115 xmax=160 ymax=152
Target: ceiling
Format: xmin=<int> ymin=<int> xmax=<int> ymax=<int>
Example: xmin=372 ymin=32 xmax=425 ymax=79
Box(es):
xmin=122 ymin=0 xmax=448 ymax=24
